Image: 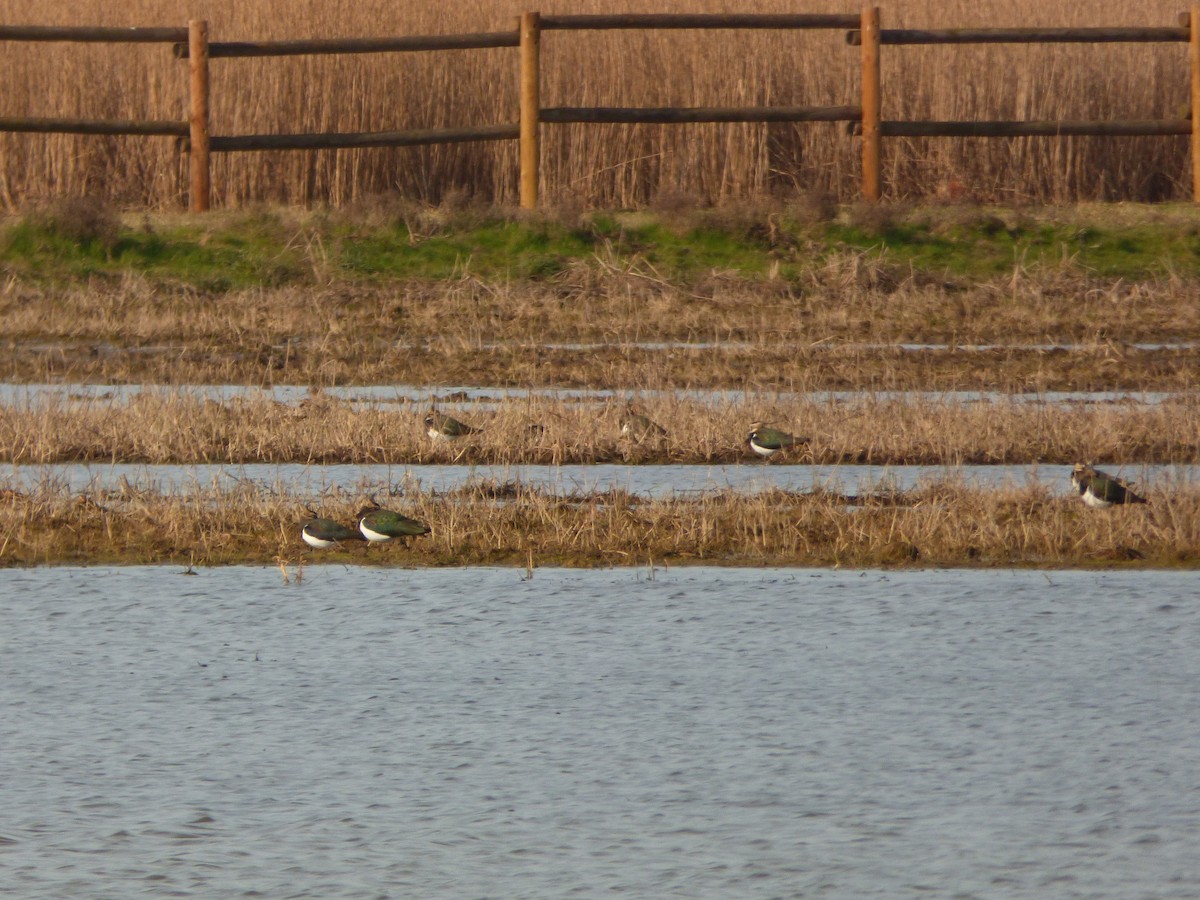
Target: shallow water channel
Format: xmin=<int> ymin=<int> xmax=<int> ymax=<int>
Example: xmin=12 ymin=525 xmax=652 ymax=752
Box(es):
xmin=0 ymin=382 xmax=1181 ymax=407
xmin=2 ymin=566 xmax=1198 ymax=897
xmin=6 ymin=461 xmax=1195 ymax=499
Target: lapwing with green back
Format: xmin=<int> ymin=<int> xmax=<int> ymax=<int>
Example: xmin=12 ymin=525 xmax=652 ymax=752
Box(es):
xmin=747 ymin=422 xmax=807 ymax=460
xmin=301 ymin=506 xmax=364 ymax=549
xmin=1071 ymin=463 xmax=1148 ymax=508
xmin=425 ymin=409 xmax=481 ymax=440
xmin=356 ymin=498 xmax=433 ymax=544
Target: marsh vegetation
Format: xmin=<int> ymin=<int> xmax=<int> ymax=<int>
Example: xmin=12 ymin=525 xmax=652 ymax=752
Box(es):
xmin=1 ymin=477 xmax=1194 ymax=569
xmin=2 ymin=202 xmax=1198 ymax=567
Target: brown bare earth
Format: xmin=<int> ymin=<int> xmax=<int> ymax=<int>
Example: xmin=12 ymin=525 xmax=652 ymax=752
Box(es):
xmin=4 ymin=342 xmax=1200 ymax=393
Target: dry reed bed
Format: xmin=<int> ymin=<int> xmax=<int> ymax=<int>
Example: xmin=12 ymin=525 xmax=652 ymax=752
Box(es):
xmin=0 ymin=0 xmax=1189 ymax=207
xmin=1 ymin=479 xmax=1195 ymax=568
xmin=3 ymin=391 xmax=1198 ymax=465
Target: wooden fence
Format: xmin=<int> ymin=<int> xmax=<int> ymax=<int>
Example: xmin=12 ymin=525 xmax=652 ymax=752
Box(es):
xmin=0 ymin=8 xmax=1197 ymax=212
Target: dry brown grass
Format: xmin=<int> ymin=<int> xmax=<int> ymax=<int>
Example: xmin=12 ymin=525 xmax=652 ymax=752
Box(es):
xmin=0 ymin=0 xmax=1190 ymax=207
xmin=1 ymin=477 xmax=1195 ymax=568
xmin=7 ymin=246 xmax=1200 ymax=345
xmin=5 ymin=341 xmax=1198 ymax=392
xmin=2 ymin=390 xmax=1197 ymax=465
xmin=4 ymin=249 xmax=1200 ymax=389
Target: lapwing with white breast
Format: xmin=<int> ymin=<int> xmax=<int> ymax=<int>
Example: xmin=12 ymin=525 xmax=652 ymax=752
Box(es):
xmin=1070 ymin=463 xmax=1147 ymax=508
xmin=301 ymin=507 xmax=364 ymax=549
xmin=425 ymin=409 xmax=481 ymax=440
xmin=747 ymin=422 xmax=807 ymax=460
xmin=356 ymin=498 xmax=433 ymax=544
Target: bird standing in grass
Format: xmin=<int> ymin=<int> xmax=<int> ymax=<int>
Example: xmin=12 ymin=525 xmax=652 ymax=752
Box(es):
xmin=1071 ymin=463 xmax=1148 ymax=508
xmin=620 ymin=411 xmax=666 ymax=442
xmin=425 ymin=409 xmax=481 ymax=440
xmin=301 ymin=507 xmax=364 ymax=549
xmin=356 ymin=499 xmax=433 ymax=544
xmin=747 ymin=422 xmax=807 ymax=460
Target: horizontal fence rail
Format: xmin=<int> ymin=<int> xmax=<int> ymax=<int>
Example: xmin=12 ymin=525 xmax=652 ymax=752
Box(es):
xmin=539 ymin=106 xmax=861 ymax=124
xmin=174 ymin=31 xmax=519 ymax=59
xmin=209 ymin=124 xmax=520 ymax=153
xmin=538 ymin=14 xmax=860 ymax=30
xmin=846 ymin=27 xmax=1190 ymax=45
xmin=872 ymin=121 xmax=1192 ymax=138
xmin=0 ymin=24 xmax=186 ymax=42
xmin=1 ymin=8 xmax=1198 ymax=210
xmin=0 ymin=116 xmax=187 ymax=136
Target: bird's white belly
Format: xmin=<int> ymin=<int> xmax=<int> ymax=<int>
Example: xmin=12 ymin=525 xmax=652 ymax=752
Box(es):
xmin=359 ymin=522 xmax=392 ymax=541
xmin=302 ymin=530 xmax=336 ymax=549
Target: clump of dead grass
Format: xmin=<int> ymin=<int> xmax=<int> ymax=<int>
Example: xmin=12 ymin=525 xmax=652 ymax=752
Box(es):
xmin=20 ymin=195 xmax=122 ymax=251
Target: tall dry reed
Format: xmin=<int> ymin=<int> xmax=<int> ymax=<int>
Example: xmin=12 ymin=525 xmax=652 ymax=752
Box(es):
xmin=0 ymin=0 xmax=1190 ymax=208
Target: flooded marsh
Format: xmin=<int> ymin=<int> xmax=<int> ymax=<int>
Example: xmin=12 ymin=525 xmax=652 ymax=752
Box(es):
xmin=3 ymin=207 xmax=1200 ymax=567
xmin=2 ymin=566 xmax=1198 ymax=896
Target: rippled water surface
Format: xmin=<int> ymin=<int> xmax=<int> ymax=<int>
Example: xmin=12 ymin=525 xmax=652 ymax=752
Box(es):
xmin=3 ymin=567 xmax=1199 ymax=897
xmin=6 ymin=461 xmax=1195 ymax=499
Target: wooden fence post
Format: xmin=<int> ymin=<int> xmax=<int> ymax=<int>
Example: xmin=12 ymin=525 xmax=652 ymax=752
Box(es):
xmin=519 ymin=11 xmax=541 ymax=210
xmin=860 ymin=6 xmax=882 ymax=202
xmin=1191 ymin=5 xmax=1200 ymax=202
xmin=188 ymin=19 xmax=211 ymax=212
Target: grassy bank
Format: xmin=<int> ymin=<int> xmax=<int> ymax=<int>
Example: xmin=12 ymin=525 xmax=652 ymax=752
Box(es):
xmin=6 ymin=201 xmax=1200 ymax=288
xmin=4 ymin=203 xmax=1200 ymax=390
xmin=1 ymin=478 xmax=1195 ymax=569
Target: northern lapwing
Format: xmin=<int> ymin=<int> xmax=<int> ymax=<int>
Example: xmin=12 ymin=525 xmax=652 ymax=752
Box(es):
xmin=748 ymin=422 xmax=807 ymax=460
xmin=425 ymin=410 xmax=481 ymax=440
xmin=301 ymin=507 xmax=364 ymax=549
xmin=356 ymin=499 xmax=433 ymax=543
xmin=620 ymin=411 xmax=666 ymax=442
xmin=1071 ymin=463 xmax=1148 ymax=508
